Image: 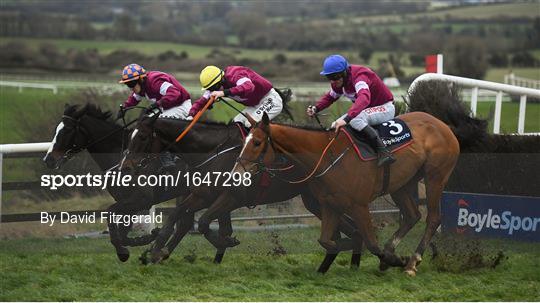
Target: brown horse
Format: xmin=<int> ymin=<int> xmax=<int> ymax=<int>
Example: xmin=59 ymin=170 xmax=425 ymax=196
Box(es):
xmin=232 ymin=111 xmax=460 ymax=276
xmin=120 ymin=114 xmax=362 ymax=272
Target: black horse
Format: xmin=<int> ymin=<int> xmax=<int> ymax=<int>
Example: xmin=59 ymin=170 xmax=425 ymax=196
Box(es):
xmin=120 ymin=113 xmax=363 ymax=273
xmin=43 ymin=103 xmax=188 ymax=262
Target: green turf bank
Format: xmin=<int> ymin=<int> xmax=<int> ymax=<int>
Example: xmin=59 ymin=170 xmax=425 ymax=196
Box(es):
xmin=442 ymin=192 xmax=540 ymax=242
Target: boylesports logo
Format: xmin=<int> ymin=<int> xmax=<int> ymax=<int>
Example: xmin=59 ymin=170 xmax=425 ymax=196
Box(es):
xmin=456 ymin=199 xmax=540 ymax=235
xmin=382 ymin=132 xmax=410 ymax=146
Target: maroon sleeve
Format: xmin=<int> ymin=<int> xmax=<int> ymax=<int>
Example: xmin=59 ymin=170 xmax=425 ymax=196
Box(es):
xmin=228 ymin=78 xmax=256 ymax=97
xmin=347 ymin=89 xmax=371 ymax=118
xmin=315 ymin=88 xmax=341 ymax=112
xmin=157 ymin=83 xmax=184 ymax=110
xmin=123 ymin=94 xmax=140 ymax=108
xmin=189 ymin=96 xmax=209 ymax=117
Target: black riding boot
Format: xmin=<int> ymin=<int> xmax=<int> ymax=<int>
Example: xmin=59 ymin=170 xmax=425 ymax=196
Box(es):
xmin=159 ymin=151 xmax=176 ymax=174
xmin=361 ymin=125 xmax=396 ymax=167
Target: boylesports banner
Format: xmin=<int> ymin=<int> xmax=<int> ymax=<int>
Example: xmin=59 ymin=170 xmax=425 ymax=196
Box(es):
xmin=441 ymin=192 xmax=540 ymax=242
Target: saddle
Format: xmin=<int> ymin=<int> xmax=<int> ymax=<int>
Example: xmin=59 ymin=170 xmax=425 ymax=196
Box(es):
xmin=341 ymin=118 xmax=413 ymax=161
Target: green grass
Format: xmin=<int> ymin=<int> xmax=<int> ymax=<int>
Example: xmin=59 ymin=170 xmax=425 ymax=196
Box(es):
xmin=485 ymin=68 xmax=540 ymax=83
xmin=1 ymin=225 xmax=539 ymax=301
xmin=348 ymin=2 xmax=539 ymax=24
xmin=424 ymin=2 xmax=540 ymax=19
xmin=0 ymin=87 xmax=71 ymax=143
xmin=471 ymin=101 xmax=540 ymax=134
xmin=0 ymin=37 xmax=326 ymax=61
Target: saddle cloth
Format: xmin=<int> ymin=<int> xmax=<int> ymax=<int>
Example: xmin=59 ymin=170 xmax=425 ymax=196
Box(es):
xmin=341 ymin=118 xmax=413 ymax=161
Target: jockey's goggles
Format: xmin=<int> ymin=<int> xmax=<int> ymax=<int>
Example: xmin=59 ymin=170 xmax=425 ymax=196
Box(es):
xmin=207 ymin=82 xmax=222 ymax=92
xmin=125 ymin=80 xmax=138 ymax=88
xmin=325 ymin=72 xmax=344 ymax=81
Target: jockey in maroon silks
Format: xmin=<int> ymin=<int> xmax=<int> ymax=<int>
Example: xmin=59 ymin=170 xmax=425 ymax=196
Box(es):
xmin=190 ymin=65 xmax=283 ymax=128
xmin=117 ymin=63 xmax=193 ymax=171
xmin=307 ymin=55 xmax=396 ymax=166
xmin=117 ymin=63 xmax=192 ymax=120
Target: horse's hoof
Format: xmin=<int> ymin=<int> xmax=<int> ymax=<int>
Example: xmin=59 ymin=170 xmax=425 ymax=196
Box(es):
xmin=404 ymin=269 xmax=417 ymax=277
xmin=227 ymin=236 xmax=240 ymax=248
xmin=116 ymin=247 xmax=130 ymax=262
xmin=379 ymin=261 xmax=390 ymax=271
xmin=117 ymin=253 xmax=130 ymax=262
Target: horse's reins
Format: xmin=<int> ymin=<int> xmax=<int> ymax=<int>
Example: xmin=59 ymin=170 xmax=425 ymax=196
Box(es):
xmin=61 ymin=114 xmax=138 ymax=157
xmin=140 ymin=95 xmax=247 ymax=170
xmin=238 ymin=126 xmax=344 ymax=184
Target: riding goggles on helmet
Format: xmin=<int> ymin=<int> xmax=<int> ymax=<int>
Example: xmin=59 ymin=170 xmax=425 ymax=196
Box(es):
xmin=326 ymin=72 xmax=344 ymax=81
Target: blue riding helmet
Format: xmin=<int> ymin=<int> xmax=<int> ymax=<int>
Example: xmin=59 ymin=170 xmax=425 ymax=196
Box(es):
xmin=320 ymin=55 xmax=349 ymax=75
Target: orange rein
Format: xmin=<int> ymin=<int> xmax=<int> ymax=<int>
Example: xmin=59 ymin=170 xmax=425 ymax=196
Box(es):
xmin=175 ymin=96 xmax=216 ymax=142
xmin=284 ymin=133 xmax=339 ymax=184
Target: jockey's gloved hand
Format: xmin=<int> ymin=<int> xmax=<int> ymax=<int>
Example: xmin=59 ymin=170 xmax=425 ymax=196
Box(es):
xmin=306 ymin=105 xmax=318 ymax=117
xmin=146 ymin=102 xmax=160 ymax=114
xmin=331 ymin=118 xmax=347 ymax=133
xmin=116 ymin=104 xmax=125 ymax=120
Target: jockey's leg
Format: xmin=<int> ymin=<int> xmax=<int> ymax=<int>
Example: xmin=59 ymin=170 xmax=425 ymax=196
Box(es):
xmin=156 ymin=100 xmax=193 ymax=174
xmin=349 ymin=102 xmax=396 ymax=167
xmin=150 ymin=138 xmax=176 ymax=174
xmin=233 ymin=88 xmax=283 ymax=128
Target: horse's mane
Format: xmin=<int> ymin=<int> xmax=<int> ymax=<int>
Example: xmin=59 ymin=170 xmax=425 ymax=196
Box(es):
xmin=407 ymin=80 xmax=489 ymax=152
xmin=64 ymin=103 xmax=113 ymax=122
xmin=273 ymin=122 xmax=328 ymax=132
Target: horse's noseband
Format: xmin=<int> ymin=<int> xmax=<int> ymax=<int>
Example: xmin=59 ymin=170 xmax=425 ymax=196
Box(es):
xmin=60 ymin=115 xmax=89 ymax=156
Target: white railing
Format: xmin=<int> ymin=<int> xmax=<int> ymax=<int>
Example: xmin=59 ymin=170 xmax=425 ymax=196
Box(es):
xmin=0 ymin=81 xmax=58 ymax=94
xmin=409 ymin=73 xmax=540 ymax=135
xmin=504 ymin=73 xmax=540 ymax=90
xmin=0 ymin=142 xmax=52 ymax=222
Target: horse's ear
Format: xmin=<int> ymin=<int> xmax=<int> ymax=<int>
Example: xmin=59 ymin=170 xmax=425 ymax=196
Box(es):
xmin=64 ymin=103 xmax=70 ymax=109
xmin=262 ymin=112 xmax=270 ymax=126
xmin=73 ymin=103 xmax=87 ymax=118
xmin=259 ymin=112 xmax=271 ymax=134
xmin=245 ymin=113 xmax=257 ymax=128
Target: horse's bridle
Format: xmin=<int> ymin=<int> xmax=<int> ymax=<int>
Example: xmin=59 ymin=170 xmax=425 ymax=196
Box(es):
xmin=60 ymin=115 xmax=92 ymax=159
xmin=58 ymin=114 xmax=136 ymax=162
xmin=236 ymin=126 xmax=348 ymax=184
xmin=126 ymin=117 xmax=243 ymax=172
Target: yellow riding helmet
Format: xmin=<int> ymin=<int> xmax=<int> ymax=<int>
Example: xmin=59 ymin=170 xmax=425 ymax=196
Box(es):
xmin=200 ymin=65 xmax=224 ymax=90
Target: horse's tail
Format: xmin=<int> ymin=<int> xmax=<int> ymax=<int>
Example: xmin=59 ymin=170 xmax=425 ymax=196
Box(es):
xmin=276 ymin=87 xmax=294 ymax=121
xmin=407 ymin=80 xmax=489 ymax=152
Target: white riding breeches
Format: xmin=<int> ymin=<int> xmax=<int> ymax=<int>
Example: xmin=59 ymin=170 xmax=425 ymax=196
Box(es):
xmin=233 ymin=88 xmax=283 ymax=128
xmin=160 ymin=99 xmax=193 ymax=120
xmin=347 ymin=101 xmax=395 ymax=131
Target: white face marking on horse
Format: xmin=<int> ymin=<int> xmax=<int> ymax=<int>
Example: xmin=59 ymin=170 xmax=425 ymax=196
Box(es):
xmin=44 ymin=122 xmax=65 ymax=159
xmin=131 ymin=129 xmax=139 ymax=140
xmin=232 ymin=133 xmax=253 ymax=173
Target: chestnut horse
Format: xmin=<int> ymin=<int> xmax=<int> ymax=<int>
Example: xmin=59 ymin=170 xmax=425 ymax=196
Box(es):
xmin=120 ymin=113 xmax=362 ymax=271
xmin=233 ymin=111 xmax=460 ymax=276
